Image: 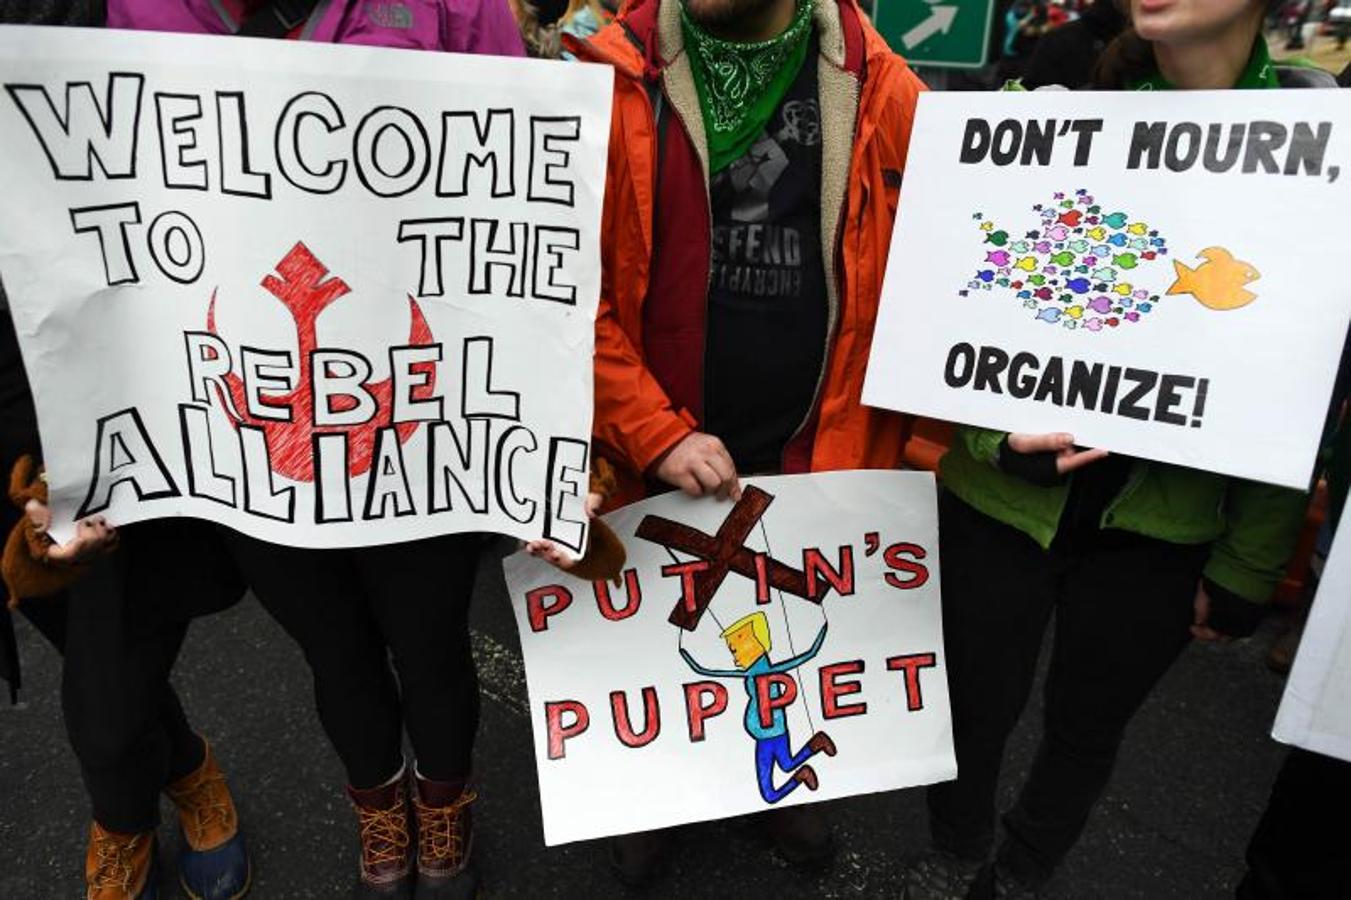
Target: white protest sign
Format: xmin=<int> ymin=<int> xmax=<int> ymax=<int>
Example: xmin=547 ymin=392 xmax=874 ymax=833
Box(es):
xmin=862 ymin=91 xmax=1351 ymax=489
xmin=1273 ymin=505 xmax=1351 ymax=762
xmin=503 ymin=471 xmax=955 ymax=846
xmin=0 ymin=26 xmax=611 ymax=550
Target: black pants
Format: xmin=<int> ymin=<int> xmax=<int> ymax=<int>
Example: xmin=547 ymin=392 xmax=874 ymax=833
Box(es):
xmin=927 ymin=492 xmax=1205 ymax=882
xmin=21 ymin=587 xmax=203 ymax=834
xmin=226 ymin=532 xmax=482 ymax=788
xmin=59 ymin=518 xmax=249 ymax=833
xmin=1238 ymin=747 xmax=1351 ymax=899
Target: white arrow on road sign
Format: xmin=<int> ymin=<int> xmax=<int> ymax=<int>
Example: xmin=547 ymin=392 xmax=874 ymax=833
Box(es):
xmin=902 ymin=4 xmax=957 ymax=48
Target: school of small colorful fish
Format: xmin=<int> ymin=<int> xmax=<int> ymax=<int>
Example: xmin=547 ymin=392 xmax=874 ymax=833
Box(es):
xmin=961 ymin=189 xmax=1169 ymax=332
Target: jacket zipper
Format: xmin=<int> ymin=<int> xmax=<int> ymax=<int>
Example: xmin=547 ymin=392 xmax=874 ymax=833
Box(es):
xmin=1098 ymin=459 xmax=1145 ymax=526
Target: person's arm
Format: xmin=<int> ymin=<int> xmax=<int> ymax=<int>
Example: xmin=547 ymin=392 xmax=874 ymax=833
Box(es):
xmin=591 ymin=108 xmax=739 ymax=500
xmin=1196 ymin=480 xmax=1309 ymax=639
xmin=769 ymin=622 xmax=829 ymax=673
xmin=679 ymin=647 xmax=739 ymax=679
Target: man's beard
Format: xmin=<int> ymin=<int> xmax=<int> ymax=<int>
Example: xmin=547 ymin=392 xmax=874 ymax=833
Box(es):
xmin=684 ymin=0 xmax=785 ymax=32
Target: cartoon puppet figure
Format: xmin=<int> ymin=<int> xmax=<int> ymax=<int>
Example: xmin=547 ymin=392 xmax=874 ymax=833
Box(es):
xmin=680 ymin=612 xmax=836 ymax=804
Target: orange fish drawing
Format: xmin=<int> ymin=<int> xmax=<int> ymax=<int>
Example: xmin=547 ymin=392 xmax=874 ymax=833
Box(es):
xmin=1167 ymin=247 xmax=1260 ymax=311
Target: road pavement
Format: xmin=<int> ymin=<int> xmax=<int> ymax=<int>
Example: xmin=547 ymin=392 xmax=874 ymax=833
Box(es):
xmin=0 ymin=544 xmax=1296 ymax=898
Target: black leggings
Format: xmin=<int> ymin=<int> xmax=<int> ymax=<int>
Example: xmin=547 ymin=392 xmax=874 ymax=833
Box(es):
xmin=23 ymin=589 xmax=203 ymax=834
xmin=226 ymin=532 xmax=481 ymax=788
xmin=55 ymin=520 xmax=234 ymax=833
xmin=927 ymin=491 xmax=1205 ymax=882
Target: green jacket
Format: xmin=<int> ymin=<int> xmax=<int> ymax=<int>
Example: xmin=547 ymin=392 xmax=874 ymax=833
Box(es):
xmin=940 ymin=428 xmax=1309 ymax=603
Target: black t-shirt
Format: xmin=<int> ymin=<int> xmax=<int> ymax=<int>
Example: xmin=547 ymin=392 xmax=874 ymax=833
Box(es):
xmin=703 ymin=39 xmax=828 ymax=473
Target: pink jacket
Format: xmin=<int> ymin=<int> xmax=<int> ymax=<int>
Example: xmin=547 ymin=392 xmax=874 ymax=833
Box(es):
xmin=108 ymin=0 xmax=525 ymax=56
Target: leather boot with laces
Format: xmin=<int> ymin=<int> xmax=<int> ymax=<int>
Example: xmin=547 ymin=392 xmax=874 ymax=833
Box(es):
xmin=85 ymin=822 xmax=159 ymax=900
xmin=164 ymin=739 xmax=250 ymax=900
xmin=348 ymin=774 xmax=415 ymax=899
xmin=411 ymin=772 xmax=478 ymax=900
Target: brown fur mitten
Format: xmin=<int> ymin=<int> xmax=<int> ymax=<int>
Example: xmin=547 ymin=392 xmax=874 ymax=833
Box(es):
xmin=557 ymin=455 xmax=626 ymax=584
xmin=2 ymin=455 xmax=87 ymax=606
xmin=590 ymin=456 xmax=618 ymax=505
xmin=562 ymin=518 xmax=626 ymax=585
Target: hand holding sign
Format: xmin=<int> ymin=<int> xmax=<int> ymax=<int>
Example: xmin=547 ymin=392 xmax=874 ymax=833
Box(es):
xmin=1006 ymin=432 xmax=1109 ymax=474
xmin=653 ymin=432 xmax=743 ymax=501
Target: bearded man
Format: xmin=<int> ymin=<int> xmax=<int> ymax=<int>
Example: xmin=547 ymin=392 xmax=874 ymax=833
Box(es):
xmin=567 ymin=0 xmax=925 ymax=883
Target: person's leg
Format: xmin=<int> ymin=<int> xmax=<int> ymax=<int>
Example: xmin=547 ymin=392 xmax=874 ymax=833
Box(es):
xmin=160 ymin=686 xmax=207 ymax=783
xmin=226 ymin=532 xmax=416 ymax=896
xmin=758 ymin=737 xmax=793 ymax=803
xmin=1237 ymin=747 xmax=1351 ymax=899
xmin=996 ymin=537 xmax=1205 ymax=884
xmin=62 ymin=532 xmax=186 ymax=835
xmin=225 ymin=532 xmax=405 ymax=789
xmin=925 ymin=492 xmax=1060 ymax=862
xmin=353 ymin=533 xmax=481 ymax=781
xmin=779 ymin=732 xmax=816 ymax=772
xmin=61 ymin=521 xmax=229 ymax=898
xmin=353 ymin=534 xmax=481 ymax=898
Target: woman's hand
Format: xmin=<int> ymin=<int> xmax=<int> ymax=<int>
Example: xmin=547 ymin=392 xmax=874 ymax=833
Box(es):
xmin=24 ymin=498 xmax=118 ymax=564
xmin=524 ymin=490 xmax=604 ymax=572
xmin=1006 ymin=432 xmax=1109 ymax=475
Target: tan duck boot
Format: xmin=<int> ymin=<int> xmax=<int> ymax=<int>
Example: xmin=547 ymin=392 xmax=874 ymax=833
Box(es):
xmin=85 ymin=822 xmax=158 ymax=900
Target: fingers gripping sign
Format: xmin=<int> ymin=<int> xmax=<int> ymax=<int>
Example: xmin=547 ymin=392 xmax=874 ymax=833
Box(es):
xmin=653 ymin=432 xmax=743 ymax=501
xmin=1006 ymin=431 xmax=1109 ymax=474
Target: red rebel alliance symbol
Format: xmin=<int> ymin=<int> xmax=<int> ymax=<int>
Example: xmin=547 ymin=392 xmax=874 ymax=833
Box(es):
xmin=206 ymin=242 xmax=436 ymax=482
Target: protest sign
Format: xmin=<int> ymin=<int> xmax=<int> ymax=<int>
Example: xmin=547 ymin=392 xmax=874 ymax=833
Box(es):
xmin=503 ymin=470 xmax=955 ymax=846
xmin=1273 ymin=504 xmax=1351 ymax=762
xmin=0 ymin=26 xmax=610 ymax=549
xmin=862 ymin=91 xmax=1351 ymax=489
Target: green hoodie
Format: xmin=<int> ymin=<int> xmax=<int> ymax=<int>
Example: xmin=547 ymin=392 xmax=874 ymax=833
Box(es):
xmin=944 ymin=37 xmax=1313 ymax=604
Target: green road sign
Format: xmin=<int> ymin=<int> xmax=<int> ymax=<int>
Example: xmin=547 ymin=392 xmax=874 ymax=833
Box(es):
xmin=873 ymin=0 xmax=993 ymax=68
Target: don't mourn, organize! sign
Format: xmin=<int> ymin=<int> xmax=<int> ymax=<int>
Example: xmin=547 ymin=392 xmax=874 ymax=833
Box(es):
xmin=864 ymin=90 xmax=1351 ymax=489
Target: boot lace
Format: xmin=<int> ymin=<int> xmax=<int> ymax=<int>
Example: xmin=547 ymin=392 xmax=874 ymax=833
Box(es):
xmin=357 ymin=801 xmax=411 ymax=869
xmin=172 ymin=770 xmax=232 ymax=845
xmin=90 ymin=831 xmax=141 ymax=890
xmin=416 ymin=789 xmax=477 ymax=864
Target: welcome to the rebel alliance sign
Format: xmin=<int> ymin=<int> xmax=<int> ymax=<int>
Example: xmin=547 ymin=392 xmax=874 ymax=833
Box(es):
xmin=0 ymin=27 xmax=611 ymax=549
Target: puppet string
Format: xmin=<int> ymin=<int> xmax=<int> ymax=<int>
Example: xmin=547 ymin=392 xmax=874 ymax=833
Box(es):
xmin=758 ymin=515 xmax=816 ymax=734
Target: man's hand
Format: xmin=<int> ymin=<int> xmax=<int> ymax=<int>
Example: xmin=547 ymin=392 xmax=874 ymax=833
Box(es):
xmin=1006 ymin=432 xmax=1108 ymax=475
xmin=652 ymin=432 xmax=742 ymax=500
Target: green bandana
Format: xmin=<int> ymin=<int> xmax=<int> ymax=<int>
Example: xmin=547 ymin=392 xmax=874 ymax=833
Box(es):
xmin=682 ymin=0 xmax=815 ymax=173
xmin=1131 ymin=36 xmax=1278 ymax=91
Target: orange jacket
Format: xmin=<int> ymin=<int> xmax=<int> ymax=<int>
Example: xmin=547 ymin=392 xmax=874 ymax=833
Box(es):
xmin=571 ymin=0 xmax=925 ymax=507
